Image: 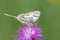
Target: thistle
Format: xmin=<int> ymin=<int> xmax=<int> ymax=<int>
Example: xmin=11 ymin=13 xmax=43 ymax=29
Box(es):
xmin=16 ymin=24 xmax=43 ymax=40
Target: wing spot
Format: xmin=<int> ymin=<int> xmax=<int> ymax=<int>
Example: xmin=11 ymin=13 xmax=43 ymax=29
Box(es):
xmin=35 ymin=13 xmax=38 ymax=14
xmin=33 ymin=15 xmax=38 ymax=17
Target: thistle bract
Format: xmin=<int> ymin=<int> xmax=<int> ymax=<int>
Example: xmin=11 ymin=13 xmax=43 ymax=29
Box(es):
xmin=16 ymin=24 xmax=43 ymax=40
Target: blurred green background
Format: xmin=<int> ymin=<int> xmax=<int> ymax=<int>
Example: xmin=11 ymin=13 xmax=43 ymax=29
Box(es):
xmin=0 ymin=0 xmax=60 ymax=40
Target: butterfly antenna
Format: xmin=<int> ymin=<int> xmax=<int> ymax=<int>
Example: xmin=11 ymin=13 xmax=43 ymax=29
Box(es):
xmin=4 ymin=13 xmax=17 ymax=19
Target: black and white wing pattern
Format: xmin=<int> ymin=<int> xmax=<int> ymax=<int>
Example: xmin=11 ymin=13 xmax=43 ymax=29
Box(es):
xmin=17 ymin=11 xmax=41 ymax=23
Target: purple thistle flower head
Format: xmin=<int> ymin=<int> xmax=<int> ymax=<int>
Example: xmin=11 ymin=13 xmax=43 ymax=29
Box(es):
xmin=16 ymin=24 xmax=43 ymax=40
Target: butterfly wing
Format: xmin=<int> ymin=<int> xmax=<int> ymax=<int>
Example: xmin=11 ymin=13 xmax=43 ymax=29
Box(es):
xmin=17 ymin=14 xmax=27 ymax=23
xmin=27 ymin=11 xmax=40 ymax=22
xmin=17 ymin=11 xmax=41 ymax=23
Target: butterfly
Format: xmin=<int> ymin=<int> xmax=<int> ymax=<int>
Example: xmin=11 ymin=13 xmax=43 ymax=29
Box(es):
xmin=4 ymin=11 xmax=41 ymax=24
